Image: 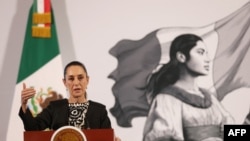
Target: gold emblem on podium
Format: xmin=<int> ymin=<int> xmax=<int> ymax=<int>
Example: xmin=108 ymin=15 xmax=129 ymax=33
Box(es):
xmin=51 ymin=126 xmax=87 ymax=141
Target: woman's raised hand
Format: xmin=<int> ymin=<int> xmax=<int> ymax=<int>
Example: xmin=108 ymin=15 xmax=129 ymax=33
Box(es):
xmin=21 ymin=83 xmax=36 ymax=112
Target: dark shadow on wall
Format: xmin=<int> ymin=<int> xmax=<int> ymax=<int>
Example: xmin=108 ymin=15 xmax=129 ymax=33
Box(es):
xmin=0 ymin=1 xmax=31 ymax=141
xmin=52 ymin=0 xmax=76 ymax=67
xmin=0 ymin=0 xmax=75 ymax=140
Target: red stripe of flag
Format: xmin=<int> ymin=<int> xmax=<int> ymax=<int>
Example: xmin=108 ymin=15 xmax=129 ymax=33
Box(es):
xmin=44 ymin=0 xmax=51 ymax=27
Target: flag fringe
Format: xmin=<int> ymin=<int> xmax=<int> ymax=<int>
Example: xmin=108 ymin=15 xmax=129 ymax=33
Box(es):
xmin=32 ymin=26 xmax=51 ymax=38
xmin=33 ymin=13 xmax=51 ymax=24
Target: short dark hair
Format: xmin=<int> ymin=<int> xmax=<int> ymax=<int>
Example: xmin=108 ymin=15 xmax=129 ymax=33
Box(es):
xmin=63 ymin=61 xmax=88 ymax=78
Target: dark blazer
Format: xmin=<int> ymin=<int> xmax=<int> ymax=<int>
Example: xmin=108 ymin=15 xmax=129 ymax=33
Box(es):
xmin=19 ymin=99 xmax=112 ymax=131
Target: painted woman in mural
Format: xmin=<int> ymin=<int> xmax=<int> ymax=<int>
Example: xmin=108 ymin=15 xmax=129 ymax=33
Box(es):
xmin=142 ymin=34 xmax=234 ymax=141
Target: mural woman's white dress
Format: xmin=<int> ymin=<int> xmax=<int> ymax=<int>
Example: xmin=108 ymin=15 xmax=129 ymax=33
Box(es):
xmin=143 ymin=86 xmax=234 ymax=141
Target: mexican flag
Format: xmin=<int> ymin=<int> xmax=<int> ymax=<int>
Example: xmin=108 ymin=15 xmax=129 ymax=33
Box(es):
xmin=6 ymin=0 xmax=66 ymax=140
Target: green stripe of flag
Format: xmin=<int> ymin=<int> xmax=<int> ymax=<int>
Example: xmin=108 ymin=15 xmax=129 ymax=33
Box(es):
xmin=33 ymin=0 xmax=37 ymax=13
xmin=17 ymin=5 xmax=60 ymax=83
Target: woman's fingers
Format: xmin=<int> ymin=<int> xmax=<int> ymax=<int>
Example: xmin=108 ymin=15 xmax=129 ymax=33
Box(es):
xmin=21 ymin=85 xmax=36 ymax=104
xmin=23 ymin=83 xmax=26 ymax=90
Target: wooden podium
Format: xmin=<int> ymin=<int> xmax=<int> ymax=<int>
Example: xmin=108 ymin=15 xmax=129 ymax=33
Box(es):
xmin=24 ymin=128 xmax=114 ymax=141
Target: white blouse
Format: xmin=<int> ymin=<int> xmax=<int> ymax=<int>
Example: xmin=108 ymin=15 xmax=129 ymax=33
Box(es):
xmin=143 ymin=93 xmax=234 ymax=141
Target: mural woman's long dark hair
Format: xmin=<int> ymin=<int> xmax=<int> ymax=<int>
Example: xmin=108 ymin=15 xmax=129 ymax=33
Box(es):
xmin=146 ymin=34 xmax=203 ymax=100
